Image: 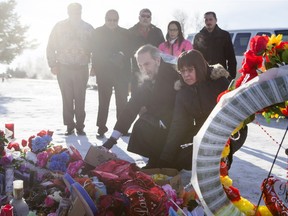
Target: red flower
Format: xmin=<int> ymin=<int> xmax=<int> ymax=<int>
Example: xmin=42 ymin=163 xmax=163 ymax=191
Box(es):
xmin=280 ymin=106 xmax=288 ymax=116
xmin=37 ymin=130 xmax=47 ymax=137
xmin=220 ymin=161 xmax=228 ymax=176
xmin=249 ymin=35 xmax=269 ymax=56
xmin=7 ymin=142 xmax=20 ymax=151
xmin=28 ymin=135 xmax=35 ymax=149
xmin=223 ymin=186 xmax=241 ymax=202
xmin=21 ymin=139 xmax=27 ymax=147
xmin=239 ymin=50 xmax=263 ymax=74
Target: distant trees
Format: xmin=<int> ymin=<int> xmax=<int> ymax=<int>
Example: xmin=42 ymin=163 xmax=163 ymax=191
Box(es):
xmin=173 ymin=10 xmax=204 ymax=36
xmin=0 ymin=0 xmax=37 ymax=65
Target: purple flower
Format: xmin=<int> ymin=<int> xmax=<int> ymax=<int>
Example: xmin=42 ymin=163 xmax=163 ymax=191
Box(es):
xmin=47 ymin=152 xmax=70 ymax=172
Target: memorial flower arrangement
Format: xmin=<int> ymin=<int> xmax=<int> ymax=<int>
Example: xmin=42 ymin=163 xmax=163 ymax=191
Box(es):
xmin=0 ymin=130 xmax=25 ymax=170
xmin=223 ymin=34 xmax=288 ymax=123
xmin=217 ymin=35 xmax=288 ymax=214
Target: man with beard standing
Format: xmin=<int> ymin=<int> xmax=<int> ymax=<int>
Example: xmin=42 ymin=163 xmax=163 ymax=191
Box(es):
xmin=193 ymin=11 xmax=236 ymax=80
xmin=46 ymin=3 xmax=94 ymax=136
xmin=91 ymin=10 xmax=133 ymax=138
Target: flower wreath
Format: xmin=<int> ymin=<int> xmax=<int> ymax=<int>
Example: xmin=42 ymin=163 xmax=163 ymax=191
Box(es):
xmin=218 ymin=34 xmax=288 ymax=215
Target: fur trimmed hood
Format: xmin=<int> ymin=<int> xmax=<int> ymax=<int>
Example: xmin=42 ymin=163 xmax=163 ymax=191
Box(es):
xmin=174 ymin=64 xmax=230 ymax=90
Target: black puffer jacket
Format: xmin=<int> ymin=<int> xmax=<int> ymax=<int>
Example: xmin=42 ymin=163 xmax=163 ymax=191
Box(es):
xmin=160 ymin=64 xmax=230 ymax=168
xmin=194 ymin=25 xmax=237 ymax=79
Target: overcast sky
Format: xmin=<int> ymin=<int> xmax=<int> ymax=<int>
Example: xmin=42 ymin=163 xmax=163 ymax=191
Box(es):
xmin=8 ymin=0 xmax=288 ymax=70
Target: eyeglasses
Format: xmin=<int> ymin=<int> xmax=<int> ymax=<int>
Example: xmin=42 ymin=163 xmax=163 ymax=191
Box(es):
xmin=140 ymin=14 xmax=151 ymax=19
xmin=106 ymin=18 xmax=118 ymax=22
xmin=168 ymin=28 xmax=178 ymax=32
xmin=178 ymin=67 xmax=195 ymax=75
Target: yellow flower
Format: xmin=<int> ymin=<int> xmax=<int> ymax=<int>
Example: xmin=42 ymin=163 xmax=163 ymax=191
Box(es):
xmin=266 ymin=34 xmax=282 ymax=48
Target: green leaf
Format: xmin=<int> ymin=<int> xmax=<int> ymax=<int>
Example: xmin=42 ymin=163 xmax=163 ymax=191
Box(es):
xmin=281 ymin=49 xmax=288 ymax=64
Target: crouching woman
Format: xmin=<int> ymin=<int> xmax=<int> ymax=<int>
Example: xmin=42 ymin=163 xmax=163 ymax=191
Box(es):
xmin=159 ymin=50 xmax=231 ymax=170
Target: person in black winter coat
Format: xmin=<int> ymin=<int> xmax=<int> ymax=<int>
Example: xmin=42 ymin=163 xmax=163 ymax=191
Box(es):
xmin=159 ymin=50 xmax=231 ymax=170
xmin=91 ymin=10 xmax=134 ymax=138
xmin=193 ymin=11 xmax=237 ymax=79
xmin=102 ymin=44 xmax=179 ymax=168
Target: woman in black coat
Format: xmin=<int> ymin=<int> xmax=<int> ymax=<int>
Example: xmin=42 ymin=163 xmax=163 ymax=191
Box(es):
xmin=159 ymin=50 xmax=231 ymax=170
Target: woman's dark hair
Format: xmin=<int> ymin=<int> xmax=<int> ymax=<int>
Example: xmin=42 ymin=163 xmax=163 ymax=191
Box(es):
xmin=177 ymin=50 xmax=208 ymax=82
xmin=165 ymin=21 xmax=185 ymax=48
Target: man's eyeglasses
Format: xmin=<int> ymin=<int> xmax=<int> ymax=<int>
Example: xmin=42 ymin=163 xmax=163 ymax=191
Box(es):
xmin=140 ymin=14 xmax=151 ymax=19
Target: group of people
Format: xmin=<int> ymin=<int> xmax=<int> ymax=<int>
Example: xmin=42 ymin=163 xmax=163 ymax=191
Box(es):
xmin=46 ymin=3 xmax=245 ymax=170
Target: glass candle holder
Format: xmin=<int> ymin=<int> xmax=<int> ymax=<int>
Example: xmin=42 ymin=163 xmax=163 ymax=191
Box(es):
xmin=5 ymin=123 xmax=14 ymax=139
xmin=13 ymin=180 xmax=24 ymax=200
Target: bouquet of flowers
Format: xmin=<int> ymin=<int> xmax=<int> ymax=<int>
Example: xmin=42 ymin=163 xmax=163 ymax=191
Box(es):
xmin=226 ymin=34 xmax=288 ymax=123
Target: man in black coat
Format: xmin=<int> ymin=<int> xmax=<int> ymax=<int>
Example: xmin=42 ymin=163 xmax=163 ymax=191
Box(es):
xmin=193 ymin=11 xmax=237 ymax=79
xmin=102 ymin=44 xmax=179 ymax=168
xmin=91 ymin=10 xmax=134 ymax=138
xmin=129 ymin=8 xmax=165 ymax=97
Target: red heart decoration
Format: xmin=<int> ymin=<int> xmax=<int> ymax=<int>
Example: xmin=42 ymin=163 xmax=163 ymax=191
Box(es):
xmin=262 ymin=176 xmax=288 ymax=215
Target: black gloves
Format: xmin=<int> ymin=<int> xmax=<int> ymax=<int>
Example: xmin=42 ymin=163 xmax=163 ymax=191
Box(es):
xmin=102 ymin=137 xmax=117 ymax=150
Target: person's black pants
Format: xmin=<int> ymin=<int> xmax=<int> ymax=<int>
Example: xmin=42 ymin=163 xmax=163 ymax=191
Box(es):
xmin=96 ymin=72 xmax=129 ymax=132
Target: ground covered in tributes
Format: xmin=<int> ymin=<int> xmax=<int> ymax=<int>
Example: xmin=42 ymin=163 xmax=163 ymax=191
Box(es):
xmin=0 ymin=78 xmax=287 ymax=214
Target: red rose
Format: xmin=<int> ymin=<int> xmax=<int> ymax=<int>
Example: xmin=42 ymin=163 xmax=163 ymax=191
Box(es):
xmin=7 ymin=142 xmax=20 ymax=151
xmin=28 ymin=135 xmax=35 ymax=149
xmin=239 ymin=50 xmax=263 ymax=74
xmin=37 ymin=130 xmax=47 ymax=137
xmin=250 ymin=35 xmax=269 ymax=56
xmin=21 ymin=139 xmax=27 ymax=147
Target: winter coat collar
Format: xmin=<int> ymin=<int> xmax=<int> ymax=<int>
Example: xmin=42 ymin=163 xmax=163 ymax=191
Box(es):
xmin=174 ymin=63 xmax=229 ymax=90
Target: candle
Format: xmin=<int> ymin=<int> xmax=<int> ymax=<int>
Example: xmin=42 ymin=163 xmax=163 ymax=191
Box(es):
xmin=5 ymin=123 xmax=14 ymax=139
xmin=13 ymin=180 xmax=24 ymax=199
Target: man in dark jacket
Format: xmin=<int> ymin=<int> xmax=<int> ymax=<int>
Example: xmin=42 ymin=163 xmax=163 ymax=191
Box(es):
xmin=193 ymin=11 xmax=237 ymax=79
xmin=91 ymin=10 xmax=134 ymax=138
xmin=129 ymin=8 xmax=165 ymax=96
xmin=102 ymin=44 xmax=179 ymax=168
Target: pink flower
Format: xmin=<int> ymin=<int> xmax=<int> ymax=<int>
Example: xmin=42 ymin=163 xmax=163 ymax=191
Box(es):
xmin=44 ymin=196 xmax=55 ymax=207
xmin=36 ymin=151 xmax=49 ymax=167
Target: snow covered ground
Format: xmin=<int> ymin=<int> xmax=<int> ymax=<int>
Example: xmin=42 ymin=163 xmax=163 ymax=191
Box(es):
xmin=1 ymin=78 xmax=288 ymax=207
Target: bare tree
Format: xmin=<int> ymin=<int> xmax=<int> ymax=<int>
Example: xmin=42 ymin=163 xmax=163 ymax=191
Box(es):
xmin=190 ymin=11 xmax=204 ymax=32
xmin=173 ymin=10 xmax=204 ymax=37
xmin=173 ymin=9 xmax=188 ymax=36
